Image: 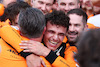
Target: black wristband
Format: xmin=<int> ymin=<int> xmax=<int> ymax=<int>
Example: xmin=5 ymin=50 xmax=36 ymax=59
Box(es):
xmin=45 ymin=50 xmax=58 ymax=64
xmin=19 ymin=51 xmax=32 ymax=58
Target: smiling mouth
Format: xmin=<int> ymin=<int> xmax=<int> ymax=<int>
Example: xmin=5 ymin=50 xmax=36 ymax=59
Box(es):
xmin=49 ymin=40 xmax=58 ymax=47
xmin=68 ymin=33 xmax=78 ymax=39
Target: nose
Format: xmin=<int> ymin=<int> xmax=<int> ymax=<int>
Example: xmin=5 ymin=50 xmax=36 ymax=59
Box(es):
xmin=64 ymin=4 xmax=69 ymax=11
xmin=69 ymin=25 xmax=75 ymax=32
xmin=53 ymin=34 xmax=59 ymax=41
xmin=41 ymin=4 xmax=46 ymax=11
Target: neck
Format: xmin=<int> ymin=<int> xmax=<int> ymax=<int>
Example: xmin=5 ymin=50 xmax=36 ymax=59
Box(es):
xmin=68 ymin=41 xmax=76 ymax=46
xmin=30 ymin=35 xmax=43 ymax=42
xmin=87 ymin=10 xmax=94 ymax=16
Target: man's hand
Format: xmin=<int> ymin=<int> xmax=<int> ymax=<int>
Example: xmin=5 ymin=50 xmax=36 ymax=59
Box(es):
xmin=26 ymin=54 xmax=46 ymax=67
xmin=19 ymin=40 xmax=51 ymax=57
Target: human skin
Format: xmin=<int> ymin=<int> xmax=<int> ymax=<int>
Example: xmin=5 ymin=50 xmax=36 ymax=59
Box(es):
xmin=20 ymin=22 xmax=67 ymax=55
xmin=57 ymin=0 xmax=80 ymax=13
xmin=43 ymin=22 xmax=67 ymax=51
xmin=90 ymin=0 xmax=100 ymax=7
xmin=32 ymin=0 xmax=54 ymax=14
xmin=66 ymin=14 xmax=87 ymax=43
xmin=2 ymin=0 xmax=16 ymax=7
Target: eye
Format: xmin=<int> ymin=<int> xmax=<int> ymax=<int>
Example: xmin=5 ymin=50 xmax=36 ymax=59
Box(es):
xmin=69 ymin=23 xmax=71 ymax=26
xmin=58 ymin=33 xmax=65 ymax=36
xmin=38 ymin=1 xmax=44 ymax=4
xmin=46 ymin=3 xmax=52 ymax=6
xmin=60 ymin=2 xmax=66 ymax=6
xmin=69 ymin=3 xmax=75 ymax=6
xmin=47 ymin=30 xmax=55 ymax=34
xmin=75 ymin=24 xmax=80 ymax=27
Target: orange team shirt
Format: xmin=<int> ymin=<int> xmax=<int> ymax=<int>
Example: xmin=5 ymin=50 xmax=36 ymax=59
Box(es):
xmin=87 ymin=14 xmax=99 ymax=29
xmin=0 ymin=21 xmax=77 ymax=67
xmin=88 ymin=14 xmax=94 ymax=19
xmin=40 ymin=43 xmax=78 ymax=67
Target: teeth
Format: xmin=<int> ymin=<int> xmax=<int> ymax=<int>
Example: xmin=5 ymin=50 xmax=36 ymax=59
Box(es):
xmin=49 ymin=40 xmax=58 ymax=45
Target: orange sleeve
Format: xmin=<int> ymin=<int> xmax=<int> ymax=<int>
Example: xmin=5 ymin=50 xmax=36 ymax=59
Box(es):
xmin=41 ymin=55 xmax=72 ymax=67
xmin=0 ymin=19 xmax=10 ymax=28
xmin=0 ymin=25 xmax=29 ymax=53
xmin=40 ymin=44 xmax=77 ymax=67
xmin=41 ymin=46 xmax=77 ymax=67
xmin=51 ymin=47 xmax=77 ymax=67
xmin=88 ymin=14 xmax=94 ymax=19
xmin=87 ymin=23 xmax=100 ymax=29
xmin=52 ymin=56 xmax=71 ymax=67
xmin=64 ymin=46 xmax=78 ymax=67
xmin=40 ymin=56 xmax=52 ymax=67
xmin=87 ymin=23 xmax=96 ymax=29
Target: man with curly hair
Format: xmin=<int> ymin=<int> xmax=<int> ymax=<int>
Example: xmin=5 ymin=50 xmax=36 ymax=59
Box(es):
xmin=20 ymin=10 xmax=78 ymax=67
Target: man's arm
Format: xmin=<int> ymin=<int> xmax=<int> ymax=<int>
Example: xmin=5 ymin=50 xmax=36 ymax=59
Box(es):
xmin=20 ymin=40 xmax=77 ymax=67
xmin=0 ymin=26 xmax=46 ymax=67
xmin=26 ymin=54 xmax=46 ymax=67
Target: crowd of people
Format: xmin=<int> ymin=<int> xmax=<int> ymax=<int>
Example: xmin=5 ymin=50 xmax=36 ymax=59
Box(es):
xmin=0 ymin=0 xmax=100 ymax=67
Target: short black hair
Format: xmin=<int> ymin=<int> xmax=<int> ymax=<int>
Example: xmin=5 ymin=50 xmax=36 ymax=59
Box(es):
xmin=18 ymin=7 xmax=45 ymax=38
xmin=45 ymin=10 xmax=69 ymax=30
xmin=67 ymin=8 xmax=88 ymax=26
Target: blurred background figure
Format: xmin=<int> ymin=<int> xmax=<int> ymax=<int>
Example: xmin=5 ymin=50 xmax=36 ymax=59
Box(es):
xmin=57 ymin=0 xmax=80 ymax=14
xmin=30 ymin=0 xmax=54 ymax=14
xmin=87 ymin=0 xmax=100 ymax=28
xmin=80 ymin=0 xmax=100 ymax=29
xmin=93 ymin=6 xmax=100 ymax=15
xmin=0 ymin=1 xmax=31 ymax=28
xmin=52 ymin=0 xmax=58 ymax=10
xmin=90 ymin=0 xmax=100 ymax=7
xmin=0 ymin=0 xmax=17 ymax=7
xmin=24 ymin=0 xmax=33 ymax=6
xmin=81 ymin=0 xmax=94 ymax=18
xmin=87 ymin=13 xmax=100 ymax=28
xmin=76 ymin=28 xmax=100 ymax=67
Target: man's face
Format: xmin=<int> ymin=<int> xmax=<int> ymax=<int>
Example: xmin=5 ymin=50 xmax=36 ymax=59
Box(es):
xmin=58 ymin=0 xmax=80 ymax=13
xmin=32 ymin=0 xmax=54 ymax=14
xmin=43 ymin=22 xmax=67 ymax=51
xmin=67 ymin=14 xmax=87 ymax=43
xmin=82 ymin=0 xmax=93 ymax=11
xmin=2 ymin=0 xmax=16 ymax=7
xmin=93 ymin=6 xmax=100 ymax=14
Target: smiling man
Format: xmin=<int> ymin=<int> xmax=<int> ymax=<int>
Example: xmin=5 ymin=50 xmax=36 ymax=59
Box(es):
xmin=67 ymin=8 xmax=88 ymax=45
xmin=43 ymin=15 xmax=68 ymax=51
xmin=20 ymin=10 xmax=78 ymax=67
xmin=31 ymin=0 xmax=54 ymax=14
xmin=57 ymin=0 xmax=80 ymax=14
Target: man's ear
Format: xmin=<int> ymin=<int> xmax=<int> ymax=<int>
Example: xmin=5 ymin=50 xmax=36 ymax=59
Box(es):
xmin=84 ymin=24 xmax=88 ymax=30
xmin=43 ymin=27 xmax=46 ymax=35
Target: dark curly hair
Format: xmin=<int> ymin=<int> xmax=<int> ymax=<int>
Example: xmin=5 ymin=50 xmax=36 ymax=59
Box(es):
xmin=45 ymin=10 xmax=70 ymax=30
